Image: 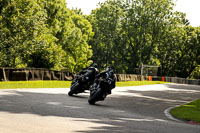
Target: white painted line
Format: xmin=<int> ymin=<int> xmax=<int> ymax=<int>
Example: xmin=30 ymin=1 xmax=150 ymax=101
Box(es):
xmin=164 ymin=107 xmax=183 ymax=123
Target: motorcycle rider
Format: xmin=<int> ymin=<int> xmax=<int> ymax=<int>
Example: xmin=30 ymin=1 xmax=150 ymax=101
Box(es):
xmin=74 ymin=63 xmax=99 ymax=84
xmin=84 ymin=63 xmax=98 ymax=79
xmin=69 ymin=63 xmax=99 ymax=96
xmin=92 ymin=66 xmax=115 ymax=94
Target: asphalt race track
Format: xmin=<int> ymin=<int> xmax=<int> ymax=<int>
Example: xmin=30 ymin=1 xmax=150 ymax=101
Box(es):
xmin=0 ymin=83 xmax=200 ymax=133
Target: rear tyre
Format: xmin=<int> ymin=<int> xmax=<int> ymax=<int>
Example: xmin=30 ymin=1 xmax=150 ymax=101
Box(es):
xmin=68 ymin=83 xmax=80 ymax=96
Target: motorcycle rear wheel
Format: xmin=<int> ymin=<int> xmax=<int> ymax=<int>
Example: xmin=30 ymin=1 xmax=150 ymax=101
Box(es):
xmin=68 ymin=82 xmax=80 ymax=96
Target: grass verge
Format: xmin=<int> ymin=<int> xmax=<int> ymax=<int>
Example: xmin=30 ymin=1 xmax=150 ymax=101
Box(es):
xmin=170 ymin=99 xmax=200 ymax=123
xmin=0 ymin=81 xmax=166 ymax=89
xmin=0 ymin=81 xmax=72 ymax=89
xmin=116 ymin=81 xmax=165 ymax=87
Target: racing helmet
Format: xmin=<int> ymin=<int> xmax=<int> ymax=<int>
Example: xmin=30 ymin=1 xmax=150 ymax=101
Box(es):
xmin=106 ymin=66 xmax=112 ymax=71
xmin=92 ymin=63 xmax=98 ymax=68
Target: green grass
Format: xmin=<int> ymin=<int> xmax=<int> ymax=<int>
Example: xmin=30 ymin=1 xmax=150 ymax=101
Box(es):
xmin=170 ymin=99 xmax=200 ymax=123
xmin=0 ymin=81 xmax=72 ymax=89
xmin=0 ymin=80 xmax=166 ymax=89
xmin=116 ymin=81 xmax=165 ymax=87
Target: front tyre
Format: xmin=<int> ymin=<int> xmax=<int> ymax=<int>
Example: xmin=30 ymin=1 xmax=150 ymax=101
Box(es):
xmin=68 ymin=83 xmax=80 ymax=96
xmin=88 ymin=88 xmax=102 ymax=105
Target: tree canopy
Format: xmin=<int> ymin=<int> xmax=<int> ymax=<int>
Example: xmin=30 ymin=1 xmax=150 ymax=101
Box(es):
xmin=0 ymin=0 xmax=93 ymax=72
xmin=88 ymin=0 xmax=200 ymax=78
xmin=0 ymin=0 xmax=199 ymax=79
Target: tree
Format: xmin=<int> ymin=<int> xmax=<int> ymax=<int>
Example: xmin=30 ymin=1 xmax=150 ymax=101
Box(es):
xmin=0 ymin=0 xmax=61 ymax=69
xmin=189 ymin=65 xmax=200 ymax=79
xmin=0 ymin=0 xmax=94 ymax=72
xmin=40 ymin=0 xmax=94 ymax=72
xmin=69 ymin=11 xmax=94 ymax=71
xmin=89 ymin=0 xmax=124 ymax=72
xmin=89 ymin=0 xmax=186 ymax=74
xmin=165 ymin=26 xmax=200 ymax=77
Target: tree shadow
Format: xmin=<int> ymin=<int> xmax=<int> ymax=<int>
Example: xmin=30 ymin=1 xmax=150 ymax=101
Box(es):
xmin=165 ymin=83 xmax=200 ymax=91
xmin=105 ymin=84 xmax=200 ymax=121
xmin=0 ymin=85 xmax=200 ymax=132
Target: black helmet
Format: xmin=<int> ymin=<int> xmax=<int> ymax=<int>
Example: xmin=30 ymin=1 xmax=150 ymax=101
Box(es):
xmin=92 ymin=63 xmax=98 ymax=68
xmin=106 ymin=66 xmax=112 ymax=71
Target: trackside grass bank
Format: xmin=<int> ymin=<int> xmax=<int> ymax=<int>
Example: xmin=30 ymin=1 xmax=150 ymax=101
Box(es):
xmin=116 ymin=81 xmax=165 ymax=87
xmin=170 ymin=99 xmax=200 ymax=123
xmin=0 ymin=81 xmax=166 ymax=89
xmin=0 ymin=81 xmax=72 ymax=89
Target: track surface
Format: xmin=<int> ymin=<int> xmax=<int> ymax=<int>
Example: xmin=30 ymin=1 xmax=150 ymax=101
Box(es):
xmin=0 ymin=83 xmax=200 ymax=133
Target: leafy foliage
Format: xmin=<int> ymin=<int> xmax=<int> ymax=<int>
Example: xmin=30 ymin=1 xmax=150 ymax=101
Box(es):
xmin=39 ymin=0 xmax=93 ymax=72
xmin=88 ymin=0 xmax=200 ymax=78
xmin=0 ymin=0 xmax=93 ymax=72
xmin=0 ymin=0 xmax=199 ymax=78
xmin=189 ymin=65 xmax=200 ymax=79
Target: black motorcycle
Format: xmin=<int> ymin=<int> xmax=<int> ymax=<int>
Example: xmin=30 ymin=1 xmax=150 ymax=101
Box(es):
xmin=68 ymin=64 xmax=98 ymax=96
xmin=88 ymin=66 xmax=116 ymax=105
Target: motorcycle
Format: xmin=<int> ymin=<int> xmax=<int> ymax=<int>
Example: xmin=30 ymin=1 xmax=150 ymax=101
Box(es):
xmin=68 ymin=64 xmax=98 ymax=96
xmin=88 ymin=67 xmax=116 ymax=105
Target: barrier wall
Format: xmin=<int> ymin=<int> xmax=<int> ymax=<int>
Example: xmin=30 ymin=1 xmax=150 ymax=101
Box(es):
xmin=0 ymin=68 xmax=73 ymax=81
xmin=115 ymin=74 xmax=146 ymax=81
xmin=146 ymin=76 xmax=199 ymax=85
xmin=0 ymin=68 xmax=199 ymax=85
xmin=164 ymin=77 xmax=200 ymax=85
xmin=0 ymin=69 xmax=146 ymax=82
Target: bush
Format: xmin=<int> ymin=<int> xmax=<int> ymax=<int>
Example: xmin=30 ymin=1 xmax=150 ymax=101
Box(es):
xmin=189 ymin=65 xmax=200 ymax=79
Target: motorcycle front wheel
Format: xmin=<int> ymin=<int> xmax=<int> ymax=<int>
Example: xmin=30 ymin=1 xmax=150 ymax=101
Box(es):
xmin=68 ymin=82 xmax=80 ymax=96
xmin=88 ymin=88 xmax=102 ymax=105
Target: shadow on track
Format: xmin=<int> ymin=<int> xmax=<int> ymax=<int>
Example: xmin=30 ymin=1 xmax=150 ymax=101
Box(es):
xmin=0 ymin=84 xmax=200 ymax=133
